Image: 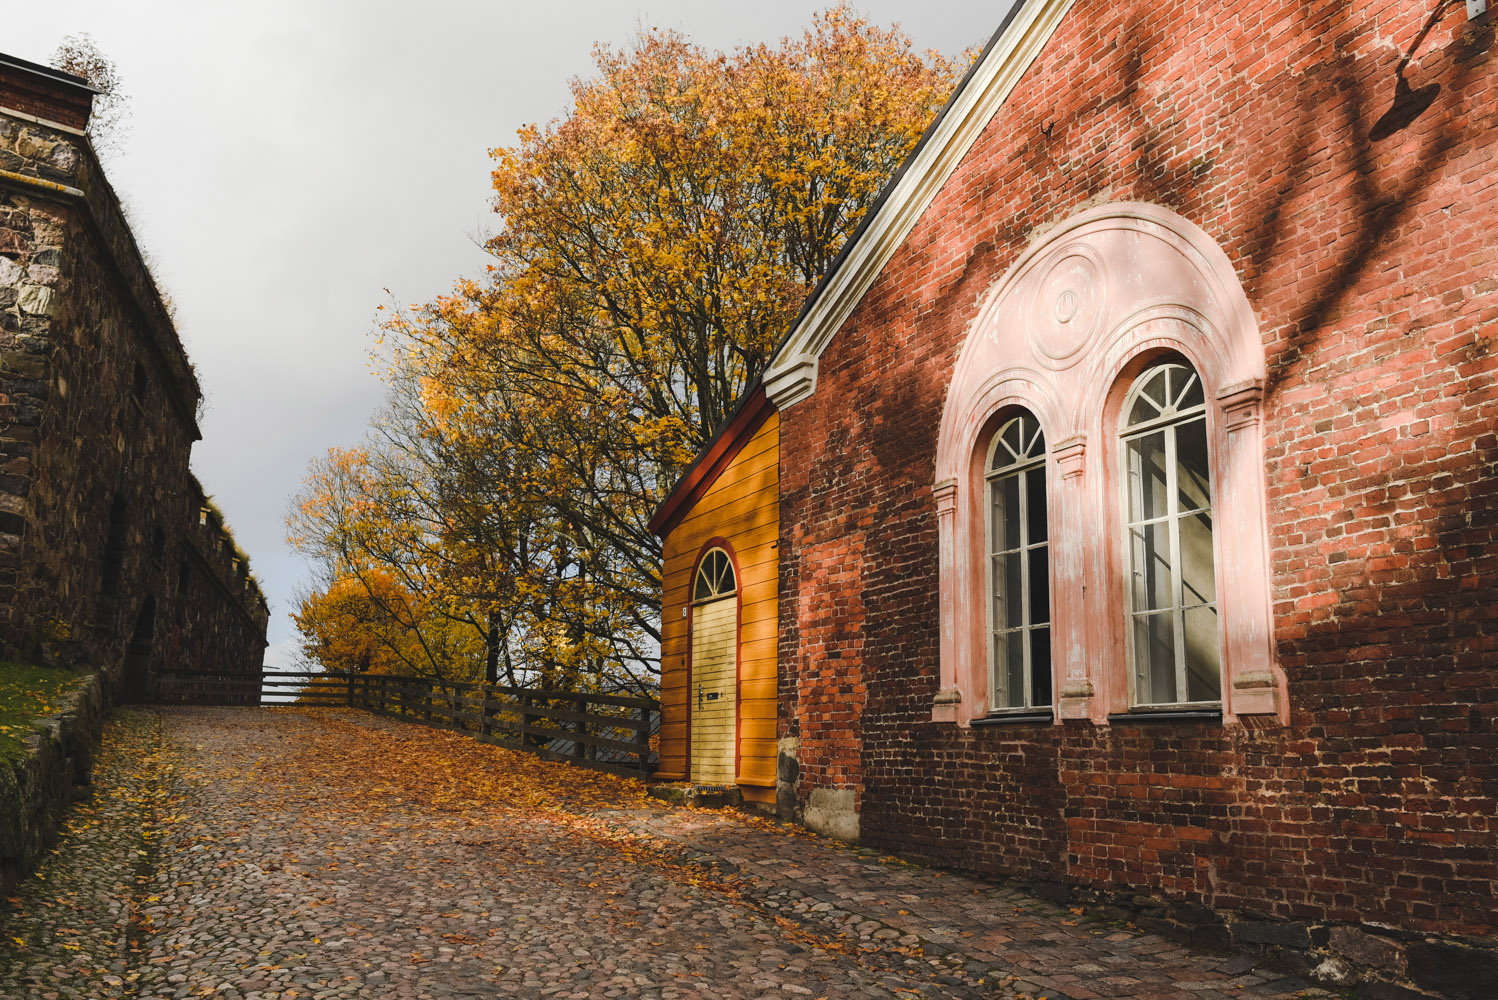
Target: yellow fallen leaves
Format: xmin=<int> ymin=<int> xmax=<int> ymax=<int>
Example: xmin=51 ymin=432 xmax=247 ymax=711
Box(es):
xmin=0 ymin=661 xmax=85 ymax=761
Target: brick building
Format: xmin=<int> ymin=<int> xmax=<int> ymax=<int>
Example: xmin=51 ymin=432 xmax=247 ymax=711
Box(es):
xmin=0 ymin=53 xmax=267 ymax=702
xmin=657 ymin=0 xmax=1497 ymax=993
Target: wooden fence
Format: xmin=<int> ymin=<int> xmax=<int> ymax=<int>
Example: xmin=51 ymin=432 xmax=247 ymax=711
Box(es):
xmin=152 ymin=669 xmax=658 ymax=777
xmin=152 ymin=670 xmax=263 ymax=706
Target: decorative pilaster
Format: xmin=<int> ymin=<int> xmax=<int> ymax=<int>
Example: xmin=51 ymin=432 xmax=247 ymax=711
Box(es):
xmin=1051 ymin=435 xmax=1093 ymax=719
xmin=1217 ymin=379 xmax=1282 ymax=719
xmin=932 ymin=478 xmax=963 ymax=722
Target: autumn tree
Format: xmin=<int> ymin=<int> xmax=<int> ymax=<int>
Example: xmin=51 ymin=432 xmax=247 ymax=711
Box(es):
xmin=294 ymin=6 xmax=964 ymax=691
xmin=292 ymin=571 xmax=427 ymax=678
xmin=50 ymin=34 xmax=129 ymax=158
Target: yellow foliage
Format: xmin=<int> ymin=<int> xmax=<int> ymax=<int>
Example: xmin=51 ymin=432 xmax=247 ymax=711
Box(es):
xmin=293 ymin=6 xmax=962 ymax=692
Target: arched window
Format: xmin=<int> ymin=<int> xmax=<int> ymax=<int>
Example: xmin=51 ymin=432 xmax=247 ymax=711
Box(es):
xmin=1121 ymin=360 xmax=1219 ymax=706
xmin=694 ymin=548 xmax=736 ymax=602
xmin=986 ymin=413 xmax=1051 ymax=710
xmin=932 ymin=203 xmax=1281 ymax=725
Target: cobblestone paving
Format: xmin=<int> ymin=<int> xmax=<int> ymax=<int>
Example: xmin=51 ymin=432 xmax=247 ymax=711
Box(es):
xmin=0 ymin=708 xmax=1333 ymax=1000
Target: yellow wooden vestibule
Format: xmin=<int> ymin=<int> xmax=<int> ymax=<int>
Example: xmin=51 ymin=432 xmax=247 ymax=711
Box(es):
xmin=650 ymin=389 xmax=779 ymax=805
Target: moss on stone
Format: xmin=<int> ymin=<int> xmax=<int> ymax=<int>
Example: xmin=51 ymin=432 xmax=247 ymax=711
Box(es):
xmin=0 ymin=660 xmax=83 ymax=761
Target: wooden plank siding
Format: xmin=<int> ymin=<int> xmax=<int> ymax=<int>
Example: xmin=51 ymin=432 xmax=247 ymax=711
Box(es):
xmin=657 ymin=412 xmax=779 ymax=786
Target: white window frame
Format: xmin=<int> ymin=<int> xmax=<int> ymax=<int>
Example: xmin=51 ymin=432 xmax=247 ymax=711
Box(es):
xmin=984 ymin=413 xmax=1052 ymax=713
xmin=693 ymin=547 xmax=737 ymax=604
xmin=1119 ymin=361 xmax=1221 ymax=709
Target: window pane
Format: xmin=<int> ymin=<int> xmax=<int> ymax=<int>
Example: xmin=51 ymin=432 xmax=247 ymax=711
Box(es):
xmin=1024 ymin=421 xmax=1046 ymax=459
xmin=1183 ymin=605 xmax=1221 ymax=702
xmin=993 ymin=632 xmax=1016 ymax=707
xmin=1176 ymin=418 xmax=1211 ymax=513
xmin=1006 ymin=628 xmax=1026 ymax=709
xmin=1130 ymin=522 xmax=1172 ymax=612
xmin=993 ymin=553 xmax=1023 ymax=629
xmin=1030 ymin=627 xmax=1052 ymax=707
xmin=1133 ymin=612 xmax=1177 ymax=704
xmin=1129 ymin=369 xmax=1167 ymax=425
xmin=1180 ymin=512 xmax=1217 ymax=606
xmin=1127 ymin=431 xmax=1169 ymax=522
xmin=1026 ymin=467 xmax=1048 ymax=543
xmin=1177 ymin=371 xmax=1204 ymax=410
xmin=988 ymin=553 xmax=1024 ymax=625
xmin=1028 ymin=544 xmax=1050 ymax=624
xmin=991 ymin=474 xmax=1022 ymax=551
xmin=1002 ymin=418 xmax=1023 ymax=458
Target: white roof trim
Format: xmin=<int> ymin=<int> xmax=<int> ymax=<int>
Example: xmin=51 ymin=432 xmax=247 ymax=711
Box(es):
xmin=763 ymin=0 xmax=1076 ymax=408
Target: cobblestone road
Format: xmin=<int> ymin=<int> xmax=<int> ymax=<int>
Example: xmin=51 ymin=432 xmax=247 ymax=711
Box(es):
xmin=0 ymin=708 xmax=1329 ymax=1000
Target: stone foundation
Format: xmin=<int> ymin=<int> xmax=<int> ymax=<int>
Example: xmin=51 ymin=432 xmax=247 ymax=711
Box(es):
xmin=960 ymin=873 xmax=1498 ymax=1000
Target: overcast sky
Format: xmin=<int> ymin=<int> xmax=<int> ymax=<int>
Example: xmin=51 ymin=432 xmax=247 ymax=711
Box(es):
xmin=7 ymin=1 xmax=1010 ymax=669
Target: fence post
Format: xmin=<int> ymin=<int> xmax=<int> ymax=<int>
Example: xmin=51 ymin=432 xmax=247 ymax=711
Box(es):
xmin=480 ymin=686 xmax=492 ymax=740
xmin=573 ymin=694 xmax=586 ymax=760
xmin=450 ymin=686 xmax=459 ymax=730
xmin=636 ymin=702 xmax=654 ymax=774
xmin=347 ymin=672 xmax=355 ymax=708
xmin=520 ymin=692 xmax=534 ymax=748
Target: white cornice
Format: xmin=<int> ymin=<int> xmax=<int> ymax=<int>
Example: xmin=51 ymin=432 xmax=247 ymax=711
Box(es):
xmin=763 ymin=0 xmax=1076 ymax=408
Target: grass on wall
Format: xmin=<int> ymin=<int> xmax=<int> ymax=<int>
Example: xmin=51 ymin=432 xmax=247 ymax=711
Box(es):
xmin=0 ymin=661 xmax=83 ymax=762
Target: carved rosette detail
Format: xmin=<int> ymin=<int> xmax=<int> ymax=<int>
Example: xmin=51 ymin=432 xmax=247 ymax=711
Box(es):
xmin=1031 ymin=245 xmax=1106 ymax=368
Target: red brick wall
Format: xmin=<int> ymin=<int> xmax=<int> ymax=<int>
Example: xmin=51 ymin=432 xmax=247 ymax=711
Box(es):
xmin=0 ymin=62 xmax=92 ymax=132
xmin=778 ymin=0 xmax=1498 ymax=940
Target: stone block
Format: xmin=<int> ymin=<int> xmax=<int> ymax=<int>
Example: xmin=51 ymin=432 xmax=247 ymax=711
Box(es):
xmin=16 ymin=284 xmax=56 ymax=317
xmin=776 ymin=782 xmax=798 ymax=821
xmin=803 ymin=787 xmax=859 ymax=842
xmin=1232 ymin=920 xmax=1312 ymax=949
xmin=1138 ymin=914 xmax=1186 ymax=938
xmin=646 ymin=784 xmax=688 ymax=806
xmin=1330 ymin=926 xmax=1407 ymax=973
xmin=1406 ymin=940 xmax=1498 ymax=1000
xmin=1171 ymin=902 xmax=1222 ymax=926
xmin=1192 ymin=923 xmax=1235 ymax=951
xmin=690 ymin=784 xmax=741 ymax=809
xmin=645 ymin=783 xmax=742 ymax=809
xmin=1312 ymin=955 xmax=1358 ymax=987
xmin=1033 ymin=881 xmax=1070 ymax=903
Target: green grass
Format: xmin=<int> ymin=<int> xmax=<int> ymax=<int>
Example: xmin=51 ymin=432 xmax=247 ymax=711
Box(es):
xmin=0 ymin=661 xmax=84 ymax=761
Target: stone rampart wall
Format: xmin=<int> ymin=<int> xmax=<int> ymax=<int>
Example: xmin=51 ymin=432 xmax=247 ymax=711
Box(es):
xmin=0 ymin=91 xmax=266 ymax=700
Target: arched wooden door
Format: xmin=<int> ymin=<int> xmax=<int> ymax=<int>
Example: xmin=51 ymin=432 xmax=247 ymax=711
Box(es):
xmin=690 ymin=547 xmax=738 ymax=784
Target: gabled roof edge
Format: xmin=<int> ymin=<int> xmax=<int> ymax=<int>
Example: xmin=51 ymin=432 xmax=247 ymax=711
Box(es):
xmin=0 ymin=53 xmax=101 ymax=94
xmin=761 ymin=0 xmax=1076 ymax=408
xmin=648 ymin=385 xmax=776 ymax=540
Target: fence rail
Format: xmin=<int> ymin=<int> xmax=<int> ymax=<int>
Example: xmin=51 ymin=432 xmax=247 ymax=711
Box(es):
xmin=152 ymin=669 xmax=659 ymax=776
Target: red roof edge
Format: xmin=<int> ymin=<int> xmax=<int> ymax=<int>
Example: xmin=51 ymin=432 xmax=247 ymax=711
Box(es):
xmin=649 ymin=386 xmax=776 ymax=539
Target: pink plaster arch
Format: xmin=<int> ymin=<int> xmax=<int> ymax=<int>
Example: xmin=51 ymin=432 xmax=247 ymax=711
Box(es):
xmin=932 ymin=202 xmax=1284 ymax=727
